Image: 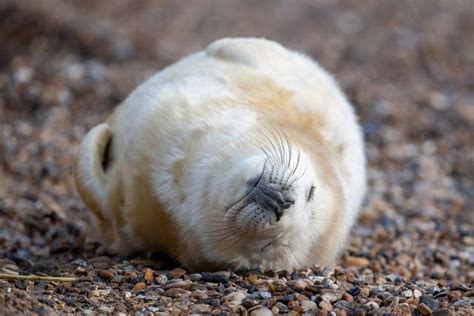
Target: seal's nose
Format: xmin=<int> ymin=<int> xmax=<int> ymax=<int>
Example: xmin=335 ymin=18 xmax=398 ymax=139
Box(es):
xmin=254 ymin=184 xmax=295 ymax=221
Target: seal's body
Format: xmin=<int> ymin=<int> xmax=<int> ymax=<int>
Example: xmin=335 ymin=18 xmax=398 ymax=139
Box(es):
xmin=74 ymin=38 xmax=366 ymax=271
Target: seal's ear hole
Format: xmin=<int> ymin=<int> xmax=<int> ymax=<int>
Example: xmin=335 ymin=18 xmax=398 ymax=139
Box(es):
xmin=307 ymin=185 xmax=315 ymax=202
xmin=101 ymin=136 xmax=113 ymax=171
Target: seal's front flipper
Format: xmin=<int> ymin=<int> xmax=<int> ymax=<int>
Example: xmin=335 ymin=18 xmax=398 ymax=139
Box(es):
xmin=74 ymin=123 xmax=112 ymax=222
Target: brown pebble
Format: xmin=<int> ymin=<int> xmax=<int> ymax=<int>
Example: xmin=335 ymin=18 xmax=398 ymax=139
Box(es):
xmin=318 ymin=299 xmax=333 ymax=312
xmin=448 ymin=290 xmax=462 ymax=300
xmin=344 ymin=256 xmax=369 ymax=268
xmin=342 ymin=292 xmax=353 ymax=302
xmin=133 ymin=282 xmax=146 ymax=291
xmin=168 ymin=267 xmax=186 ymax=279
xmin=418 ymin=303 xmax=433 ymax=315
xmin=248 ymin=274 xmax=259 ymax=284
xmin=98 ymin=270 xmax=113 ymax=280
xmin=144 ymin=268 xmax=154 ymax=282
xmin=88 ymin=256 xmax=114 ymax=269
xmin=293 ymin=279 xmax=308 ymax=291
xmin=360 ymin=287 xmax=370 ymax=296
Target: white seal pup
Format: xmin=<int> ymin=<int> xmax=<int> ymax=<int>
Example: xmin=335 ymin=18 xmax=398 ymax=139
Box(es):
xmin=74 ymin=38 xmax=366 ymax=271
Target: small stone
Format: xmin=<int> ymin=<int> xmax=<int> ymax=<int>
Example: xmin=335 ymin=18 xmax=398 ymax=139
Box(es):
xmin=274 ymin=302 xmax=289 ymax=313
xmin=88 ymin=256 xmax=113 ymax=269
xmin=201 ymin=271 xmax=230 ymax=283
xmin=413 ymin=289 xmax=422 ymax=298
xmin=342 ymin=293 xmax=354 ymax=302
xmin=197 ymin=298 xmax=220 ymax=307
xmin=448 ymin=290 xmax=462 ymax=300
xmin=189 ymin=273 xmax=202 ymax=281
xmin=321 ymin=289 xmax=343 ymax=302
xmin=98 ymin=305 xmax=113 ymax=313
xmin=452 ymin=299 xmax=471 ymax=307
xmin=155 ymin=274 xmax=168 ymax=284
xmin=365 ymin=301 xmax=379 ymax=309
xmin=191 ymin=304 xmax=211 ymax=313
xmin=418 ymin=303 xmax=433 ymax=315
xmin=248 ymin=274 xmax=260 ymax=284
xmin=293 ymin=279 xmax=307 ymax=291
xmin=98 ymin=270 xmax=113 ymax=280
xmin=318 ymin=299 xmax=333 ymax=312
xmin=322 ymin=278 xmax=335 ymax=289
xmin=321 ymin=267 xmax=335 ymax=277
xmin=162 ymin=280 xmax=192 ymax=289
xmin=168 ymin=268 xmax=186 ymax=279
xmin=133 ymin=282 xmax=147 ymax=291
xmin=225 ymin=291 xmax=246 ymax=303
xmin=144 ymin=268 xmax=154 ymax=282
xmin=300 ymin=300 xmax=317 ymax=312
xmin=272 ymin=280 xmax=287 ymax=292
xmin=360 ymin=287 xmax=370 ymax=296
xmin=335 ymin=300 xmax=352 ymax=310
xmin=258 ymin=291 xmax=272 ymax=299
xmin=229 ymin=303 xmax=246 ymax=313
xmin=401 ymin=290 xmax=413 ymax=298
xmin=344 ymin=256 xmax=369 ymax=268
xmin=250 ymin=306 xmax=272 ymax=316
xmin=420 ymin=297 xmax=440 ymax=311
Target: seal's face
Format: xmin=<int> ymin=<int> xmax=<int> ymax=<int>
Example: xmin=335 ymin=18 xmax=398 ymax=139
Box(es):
xmin=185 ymin=129 xmax=339 ymax=271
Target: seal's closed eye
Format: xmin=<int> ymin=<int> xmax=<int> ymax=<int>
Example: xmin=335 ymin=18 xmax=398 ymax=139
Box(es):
xmin=307 ymin=185 xmax=315 ymax=202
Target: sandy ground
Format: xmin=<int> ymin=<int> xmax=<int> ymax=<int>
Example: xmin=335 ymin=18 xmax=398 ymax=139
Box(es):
xmin=0 ymin=0 xmax=473 ymax=314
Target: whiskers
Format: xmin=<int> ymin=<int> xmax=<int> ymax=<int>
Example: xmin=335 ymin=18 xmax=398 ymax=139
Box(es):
xmin=253 ymin=125 xmax=306 ymax=191
xmin=201 ymin=125 xmax=307 ymax=253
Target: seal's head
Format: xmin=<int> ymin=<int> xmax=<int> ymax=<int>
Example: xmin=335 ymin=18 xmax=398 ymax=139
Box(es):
xmin=174 ymin=126 xmax=346 ymax=271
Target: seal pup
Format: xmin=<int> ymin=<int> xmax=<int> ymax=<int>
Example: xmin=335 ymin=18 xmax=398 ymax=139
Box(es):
xmin=74 ymin=38 xmax=366 ymax=271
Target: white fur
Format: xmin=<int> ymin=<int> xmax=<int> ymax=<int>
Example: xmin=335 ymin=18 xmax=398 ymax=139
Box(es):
xmin=75 ymin=38 xmax=366 ymax=271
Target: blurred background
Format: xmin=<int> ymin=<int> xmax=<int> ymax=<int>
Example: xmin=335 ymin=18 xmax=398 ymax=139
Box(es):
xmin=0 ymin=0 xmax=472 ymax=313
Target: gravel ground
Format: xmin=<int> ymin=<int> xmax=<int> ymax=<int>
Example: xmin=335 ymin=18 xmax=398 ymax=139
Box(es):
xmin=0 ymin=0 xmax=473 ymax=314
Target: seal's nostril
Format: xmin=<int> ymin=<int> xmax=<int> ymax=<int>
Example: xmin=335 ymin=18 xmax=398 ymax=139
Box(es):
xmin=250 ymin=182 xmax=294 ymax=222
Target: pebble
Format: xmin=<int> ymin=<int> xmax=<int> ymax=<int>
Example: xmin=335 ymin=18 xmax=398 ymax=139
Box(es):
xmin=98 ymin=306 xmax=113 ymax=313
xmin=155 ymin=274 xmax=168 ymax=285
xmin=401 ymin=289 xmax=413 ymax=297
xmin=274 ymin=302 xmax=289 ymax=313
xmin=418 ymin=303 xmax=433 ymax=315
xmin=249 ymin=306 xmax=272 ymax=316
xmin=300 ymin=300 xmax=317 ymax=312
xmin=318 ymin=299 xmax=333 ymax=312
xmin=168 ymin=268 xmax=186 ymax=279
xmin=421 ymin=297 xmax=441 ymax=311
xmin=321 ymin=267 xmax=335 ymax=277
xmin=292 ymin=279 xmax=307 ymax=291
xmin=248 ymin=274 xmax=260 ymax=284
xmin=98 ymin=270 xmax=114 ymax=280
xmin=133 ymin=282 xmax=146 ymax=291
xmin=191 ymin=304 xmax=211 ymax=313
xmin=366 ymin=301 xmax=380 ymax=309
xmin=224 ymin=291 xmax=246 ymax=303
xmin=201 ymin=271 xmax=230 ymax=283
xmin=344 ymin=256 xmax=370 ymax=268
xmin=452 ymin=299 xmax=471 ymax=307
xmin=189 ymin=273 xmax=202 ymax=281
xmin=342 ymin=293 xmax=354 ymax=302
xmin=144 ymin=268 xmax=154 ymax=282
xmin=322 ymin=278 xmax=335 ymax=289
xmin=321 ymin=289 xmax=343 ymax=302
xmin=88 ymin=256 xmax=113 ymax=269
